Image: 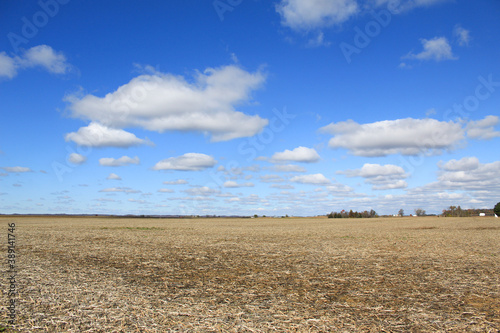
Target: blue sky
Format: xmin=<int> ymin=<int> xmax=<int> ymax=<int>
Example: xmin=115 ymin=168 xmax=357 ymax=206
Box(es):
xmin=1 ymin=0 xmax=499 ymax=216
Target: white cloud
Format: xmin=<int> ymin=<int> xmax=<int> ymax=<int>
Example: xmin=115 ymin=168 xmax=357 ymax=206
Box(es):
xmin=223 ymin=181 xmax=255 ymax=188
xmin=106 ymin=173 xmax=122 ymax=180
xmin=20 ymin=45 xmax=70 ymax=74
xmin=340 ymin=163 xmax=408 ymax=190
xmin=454 ymin=25 xmax=471 ymax=46
xmin=260 ymin=174 xmax=286 ymax=183
xmin=158 ymin=188 xmax=174 ymax=193
xmin=66 ymin=122 xmax=150 ymax=148
xmin=152 ymin=153 xmax=217 ymax=171
xmin=65 ymin=65 xmax=268 ymax=142
xmin=235 ymin=194 xmax=268 ymax=206
xmin=2 ymin=166 xmax=32 ymax=173
xmin=291 ymin=173 xmax=331 ymax=185
xmin=183 ymin=186 xmax=220 ymax=196
xmin=276 ymin=0 xmax=446 ymax=33
xmin=271 ymin=146 xmax=320 ymax=163
xmin=341 ymin=163 xmax=407 ymax=178
xmin=404 ymin=37 xmax=457 ymax=62
xmin=271 ymin=184 xmax=295 ymax=189
xmin=437 ymin=157 xmax=500 ymax=191
xmin=466 ymin=115 xmax=500 ymax=140
xmin=372 ymin=180 xmax=408 ymax=190
xmin=99 ymin=187 xmax=141 ymax=194
xmin=163 ymin=179 xmax=188 ymax=185
xmin=128 ymin=198 xmax=146 ymax=204
xmin=320 ymin=118 xmax=465 ymax=156
xmin=440 ymin=156 xmax=479 ymax=172
xmin=307 ymin=31 xmax=331 ymax=47
xmin=0 ymin=52 xmax=17 ymax=79
xmin=272 ymin=164 xmax=307 ymax=173
xmin=276 ymin=0 xmax=358 ymax=31
xmin=99 ymin=156 xmax=140 ymax=167
xmin=0 ymin=45 xmax=71 ymax=80
xmin=325 ymin=182 xmax=356 ymax=196
xmin=68 ymin=153 xmax=86 ymax=165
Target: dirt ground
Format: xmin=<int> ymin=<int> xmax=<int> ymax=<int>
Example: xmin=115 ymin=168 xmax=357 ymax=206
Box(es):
xmin=1 ymin=216 xmax=499 ymax=332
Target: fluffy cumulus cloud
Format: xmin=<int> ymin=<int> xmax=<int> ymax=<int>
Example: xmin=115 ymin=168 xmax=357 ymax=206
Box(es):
xmin=276 ymin=0 xmax=447 ymax=32
xmin=21 ymin=45 xmax=70 ymax=74
xmin=437 ymin=157 xmax=500 ymax=191
xmin=106 ymin=173 xmax=122 ymax=180
xmin=403 ymin=37 xmax=457 ymax=62
xmin=1 ymin=166 xmax=32 ymax=173
xmin=340 ymin=163 xmax=408 ymax=190
xmin=66 ymin=122 xmax=150 ymax=148
xmin=326 ymin=182 xmax=356 ymax=196
xmin=320 ymin=118 xmax=465 ymax=156
xmin=152 ymin=153 xmax=217 ymax=171
xmin=68 ymin=153 xmax=86 ymax=165
xmin=65 ymin=65 xmax=267 ymax=143
xmin=291 ymin=173 xmax=331 ymax=185
xmin=276 ymin=0 xmax=358 ymax=31
xmin=223 ymin=181 xmax=255 ymax=188
xmin=466 ymin=115 xmax=500 ymax=140
xmin=99 ymin=156 xmax=140 ymax=167
xmin=0 ymin=45 xmax=71 ymax=79
xmin=271 ymin=146 xmax=320 ymax=163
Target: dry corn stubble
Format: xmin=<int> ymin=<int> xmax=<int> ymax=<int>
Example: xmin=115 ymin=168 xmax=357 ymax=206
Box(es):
xmin=0 ymin=216 xmax=499 ymax=332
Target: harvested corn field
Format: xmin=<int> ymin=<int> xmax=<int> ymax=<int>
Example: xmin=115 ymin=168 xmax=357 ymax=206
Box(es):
xmin=1 ymin=216 xmax=499 ymax=332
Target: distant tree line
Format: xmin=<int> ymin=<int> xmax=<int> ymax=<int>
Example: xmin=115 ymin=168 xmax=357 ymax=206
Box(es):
xmin=441 ymin=206 xmax=495 ymax=217
xmin=327 ymin=209 xmax=378 ymax=219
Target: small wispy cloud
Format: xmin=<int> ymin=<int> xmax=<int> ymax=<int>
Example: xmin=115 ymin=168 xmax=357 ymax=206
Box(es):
xmin=68 ymin=153 xmax=86 ymax=165
xmin=1 ymin=166 xmax=32 ymax=173
xmin=454 ymin=25 xmax=471 ymax=46
xmin=99 ymin=187 xmax=141 ymax=194
xmin=106 ymin=173 xmax=122 ymax=180
xmin=403 ymin=37 xmax=457 ymax=62
xmin=99 ymin=156 xmax=140 ymax=167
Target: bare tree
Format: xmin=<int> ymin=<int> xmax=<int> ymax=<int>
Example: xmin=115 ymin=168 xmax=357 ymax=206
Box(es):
xmin=415 ymin=208 xmax=426 ymax=216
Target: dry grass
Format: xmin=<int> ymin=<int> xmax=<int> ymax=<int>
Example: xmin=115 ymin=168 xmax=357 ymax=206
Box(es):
xmin=1 ymin=216 xmax=499 ymax=332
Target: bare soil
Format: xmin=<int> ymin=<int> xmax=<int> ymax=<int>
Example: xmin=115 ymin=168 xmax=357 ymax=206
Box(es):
xmin=1 ymin=216 xmax=499 ymax=332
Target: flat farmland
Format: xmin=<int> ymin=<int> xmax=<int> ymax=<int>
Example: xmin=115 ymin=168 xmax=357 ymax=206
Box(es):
xmin=1 ymin=216 xmax=499 ymax=332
